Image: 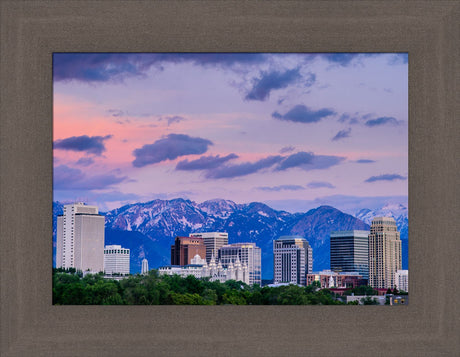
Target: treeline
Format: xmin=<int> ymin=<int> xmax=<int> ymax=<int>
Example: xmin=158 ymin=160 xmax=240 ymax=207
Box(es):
xmin=53 ymin=269 xmax=351 ymax=305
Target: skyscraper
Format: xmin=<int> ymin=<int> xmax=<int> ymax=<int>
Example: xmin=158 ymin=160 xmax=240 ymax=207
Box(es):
xmin=171 ymin=236 xmax=206 ymax=266
xmin=394 ymin=269 xmax=409 ymax=292
xmin=368 ymin=217 xmax=402 ymax=289
xmin=273 ymin=236 xmax=313 ymax=286
xmin=104 ymin=245 xmax=130 ymax=275
xmin=218 ymin=242 xmax=262 ymax=285
xmin=189 ymin=232 xmax=228 ymax=263
xmin=330 ymin=230 xmax=370 ymax=279
xmin=56 ymin=202 xmax=105 ymax=272
xmin=141 ymin=258 xmax=149 ymax=275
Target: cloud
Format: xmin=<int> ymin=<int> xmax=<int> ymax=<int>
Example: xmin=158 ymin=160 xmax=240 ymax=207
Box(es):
xmin=75 ymin=157 xmax=95 ymax=166
xmin=54 ymin=135 xmax=112 ymax=156
xmin=365 ymin=116 xmax=400 ymax=127
xmin=257 ymin=185 xmax=305 ymax=192
xmin=276 ymin=151 xmax=345 ymax=171
xmin=53 ymin=53 xmax=268 ymax=82
xmin=355 ymin=159 xmax=376 ymax=164
xmin=272 ymin=105 xmax=335 ymax=124
xmin=245 ymin=68 xmax=302 ymax=101
xmin=319 ymin=53 xmax=379 ymax=67
xmin=176 ymin=153 xmax=238 ymax=171
xmin=54 ymin=165 xmax=127 ymax=190
xmin=132 ymin=134 xmax=213 ymax=167
xmin=388 ymin=53 xmax=408 ymax=65
xmin=331 ymin=128 xmax=351 ymax=141
xmin=107 ymin=109 xmax=124 ymax=117
xmin=159 ymin=115 xmax=186 ymax=126
xmin=307 ymin=181 xmax=335 ymax=189
xmin=365 ymin=174 xmax=406 ymax=183
xmin=279 ymin=146 xmax=295 ymax=154
xmin=205 ymin=155 xmax=283 ymax=179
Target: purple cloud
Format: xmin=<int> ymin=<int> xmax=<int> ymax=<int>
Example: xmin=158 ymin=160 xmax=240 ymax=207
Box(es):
xmin=54 ymin=135 xmax=112 ymax=156
xmin=257 ymin=185 xmax=305 ymax=192
xmin=75 ymin=157 xmax=95 ymax=166
xmin=276 ymin=151 xmax=345 ymax=171
xmin=365 ymin=174 xmax=406 ymax=183
xmin=365 ymin=116 xmax=400 ymax=127
xmin=279 ymin=146 xmax=295 ymax=154
xmin=307 ymin=181 xmax=335 ymax=189
xmin=53 ymin=53 xmax=268 ymax=82
xmin=54 ymin=165 xmax=127 ymax=190
xmin=356 ymin=159 xmax=376 ymax=164
xmin=132 ymin=134 xmax=213 ymax=167
xmin=205 ymin=155 xmax=283 ymax=179
xmin=272 ymin=105 xmax=335 ymax=124
xmin=331 ymin=128 xmax=351 ymax=141
xmin=176 ymin=154 xmax=238 ymax=171
xmin=158 ymin=115 xmax=186 ymax=126
xmin=245 ymin=68 xmax=303 ymax=101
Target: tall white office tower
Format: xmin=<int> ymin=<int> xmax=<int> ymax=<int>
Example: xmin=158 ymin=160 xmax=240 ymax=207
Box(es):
xmin=104 ymin=245 xmax=130 ymax=275
xmin=218 ymin=243 xmax=262 ymax=285
xmin=394 ymin=269 xmax=409 ymax=292
xmin=368 ymin=217 xmax=402 ymax=289
xmin=141 ymin=258 xmax=149 ymax=275
xmin=189 ymin=232 xmax=228 ymax=263
xmin=273 ymin=236 xmax=313 ymax=285
xmin=56 ymin=202 xmax=105 ymax=272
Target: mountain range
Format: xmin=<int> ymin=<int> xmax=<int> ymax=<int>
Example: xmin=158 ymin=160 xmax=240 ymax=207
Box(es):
xmin=53 ymin=199 xmax=408 ymax=279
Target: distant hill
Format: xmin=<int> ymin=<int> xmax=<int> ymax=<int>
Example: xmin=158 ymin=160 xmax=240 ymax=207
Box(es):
xmin=54 ymin=199 xmax=398 ymax=279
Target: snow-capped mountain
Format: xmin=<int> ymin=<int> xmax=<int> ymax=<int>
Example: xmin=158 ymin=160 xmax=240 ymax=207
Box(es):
xmin=355 ymin=203 xmax=408 ymax=241
xmin=355 ymin=203 xmax=409 ymax=271
xmin=54 ymin=199 xmax=380 ymax=278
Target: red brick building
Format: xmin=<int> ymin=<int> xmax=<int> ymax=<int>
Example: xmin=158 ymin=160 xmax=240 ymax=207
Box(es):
xmin=171 ymin=236 xmax=206 ymax=266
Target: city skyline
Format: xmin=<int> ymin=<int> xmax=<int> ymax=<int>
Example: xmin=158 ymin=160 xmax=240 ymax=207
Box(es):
xmin=53 ymin=53 xmax=408 ymax=214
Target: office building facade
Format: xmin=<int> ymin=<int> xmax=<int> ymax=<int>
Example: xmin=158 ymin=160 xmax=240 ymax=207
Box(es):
xmin=56 ymin=202 xmax=105 ymax=272
xmin=189 ymin=232 xmax=228 ymax=263
xmin=104 ymin=245 xmax=130 ymax=275
xmin=368 ymin=217 xmax=402 ymax=289
xmin=273 ymin=236 xmax=313 ymax=285
xmin=141 ymin=258 xmax=149 ymax=274
xmin=394 ymin=269 xmax=409 ymax=292
xmin=330 ymin=230 xmax=370 ymax=280
xmin=218 ymin=242 xmax=262 ymax=285
xmin=171 ymin=236 xmax=206 ymax=266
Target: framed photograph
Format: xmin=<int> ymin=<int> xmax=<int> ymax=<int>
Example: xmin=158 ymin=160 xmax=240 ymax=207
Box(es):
xmin=1 ymin=1 xmax=458 ymax=355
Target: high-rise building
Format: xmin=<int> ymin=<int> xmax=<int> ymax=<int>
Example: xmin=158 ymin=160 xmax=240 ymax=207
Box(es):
xmin=330 ymin=230 xmax=370 ymax=280
xmin=394 ymin=269 xmax=409 ymax=292
xmin=171 ymin=236 xmax=206 ymax=266
xmin=104 ymin=245 xmax=130 ymax=275
xmin=189 ymin=232 xmax=228 ymax=263
xmin=368 ymin=217 xmax=402 ymax=289
xmin=141 ymin=258 xmax=149 ymax=274
xmin=273 ymin=236 xmax=313 ymax=286
xmin=218 ymin=242 xmax=262 ymax=285
xmin=56 ymin=202 xmax=105 ymax=272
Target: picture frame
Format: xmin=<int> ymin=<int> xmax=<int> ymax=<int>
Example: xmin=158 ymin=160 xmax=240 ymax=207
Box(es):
xmin=1 ymin=1 xmax=458 ymax=355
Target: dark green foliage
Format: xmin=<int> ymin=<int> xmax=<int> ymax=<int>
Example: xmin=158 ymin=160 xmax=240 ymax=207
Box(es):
xmin=53 ymin=268 xmax=348 ymax=305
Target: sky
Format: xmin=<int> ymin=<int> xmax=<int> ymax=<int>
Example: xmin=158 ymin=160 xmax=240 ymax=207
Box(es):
xmin=53 ymin=53 xmax=408 ymax=214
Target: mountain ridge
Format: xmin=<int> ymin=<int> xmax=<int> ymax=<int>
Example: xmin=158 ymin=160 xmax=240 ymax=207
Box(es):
xmin=53 ymin=198 xmax=408 ymax=279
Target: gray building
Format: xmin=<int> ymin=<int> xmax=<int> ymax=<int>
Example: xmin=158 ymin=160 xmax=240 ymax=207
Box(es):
xmin=56 ymin=202 xmax=105 ymax=273
xmin=189 ymin=232 xmax=228 ymax=263
xmin=273 ymin=236 xmax=313 ymax=286
xmin=330 ymin=230 xmax=370 ymax=279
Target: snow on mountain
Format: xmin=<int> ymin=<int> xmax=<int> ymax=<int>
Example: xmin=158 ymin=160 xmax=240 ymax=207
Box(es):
xmin=53 ymin=199 xmax=408 ymax=278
